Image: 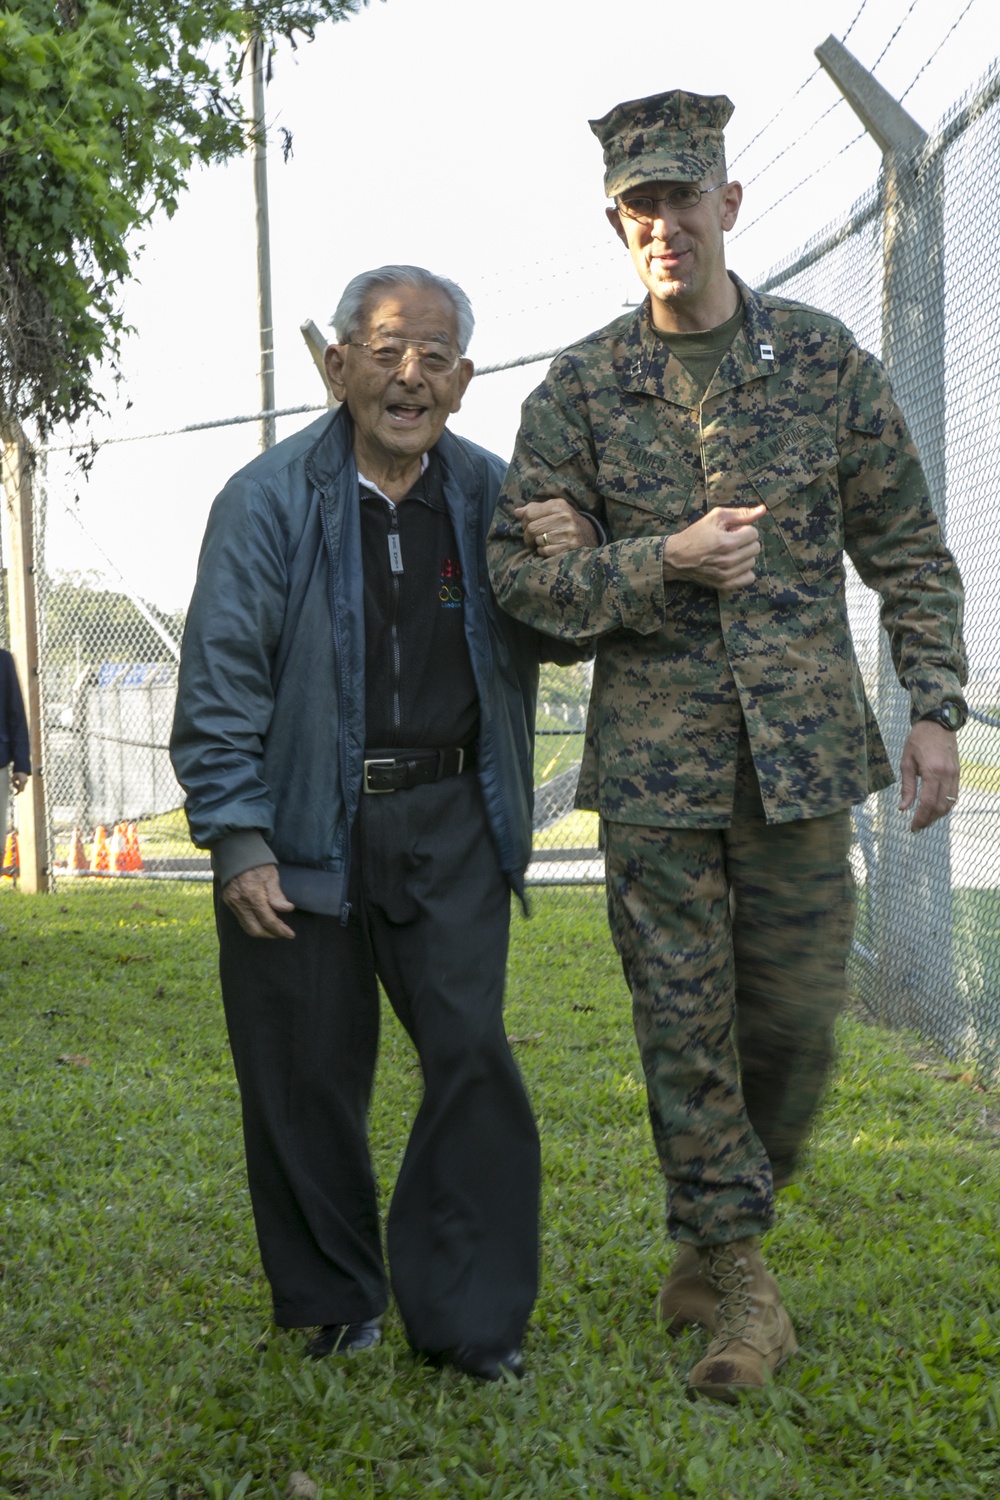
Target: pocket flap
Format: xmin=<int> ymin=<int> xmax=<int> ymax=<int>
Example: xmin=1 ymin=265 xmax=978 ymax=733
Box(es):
xmin=739 ymin=419 xmax=839 ymax=510
xmin=597 ymin=437 xmax=694 ymax=522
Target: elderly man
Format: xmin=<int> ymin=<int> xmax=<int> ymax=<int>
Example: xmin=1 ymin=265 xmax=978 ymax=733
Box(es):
xmin=171 ymin=265 xmax=593 ymax=1380
xmin=488 ymin=92 xmax=967 ymax=1400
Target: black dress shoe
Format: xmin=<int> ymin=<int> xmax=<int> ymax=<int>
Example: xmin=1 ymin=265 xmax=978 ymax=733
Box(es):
xmin=305 ymin=1318 xmax=382 ymax=1360
xmin=427 ymin=1346 xmax=526 ymax=1381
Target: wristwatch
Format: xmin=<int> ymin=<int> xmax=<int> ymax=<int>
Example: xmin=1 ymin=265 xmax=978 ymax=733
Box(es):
xmin=918 ymin=701 xmax=966 ymax=732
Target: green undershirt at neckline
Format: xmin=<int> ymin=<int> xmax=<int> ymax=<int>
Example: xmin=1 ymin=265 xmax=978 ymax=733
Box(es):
xmin=655 ymin=299 xmax=747 ymax=399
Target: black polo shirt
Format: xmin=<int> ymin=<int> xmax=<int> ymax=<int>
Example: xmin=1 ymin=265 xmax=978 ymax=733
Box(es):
xmin=359 ymin=451 xmax=479 ymax=752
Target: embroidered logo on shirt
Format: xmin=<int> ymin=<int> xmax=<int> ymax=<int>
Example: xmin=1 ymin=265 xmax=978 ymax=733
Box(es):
xmin=439 ymin=555 xmax=464 ymax=608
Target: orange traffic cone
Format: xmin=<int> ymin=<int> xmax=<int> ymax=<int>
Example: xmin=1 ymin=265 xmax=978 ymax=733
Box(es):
xmin=110 ymin=822 xmax=128 ymax=873
xmin=1 ymin=830 xmax=17 ymax=881
xmin=90 ymin=825 xmax=110 ymax=873
xmin=124 ymin=823 xmax=144 ymax=872
xmin=68 ymin=827 xmax=88 ymax=872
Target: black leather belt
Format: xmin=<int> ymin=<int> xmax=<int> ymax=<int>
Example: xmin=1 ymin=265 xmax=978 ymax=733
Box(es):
xmin=362 ymin=745 xmax=477 ymax=794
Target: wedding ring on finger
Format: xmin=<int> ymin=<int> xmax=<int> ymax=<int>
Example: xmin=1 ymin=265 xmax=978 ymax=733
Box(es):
xmin=946 ymin=795 xmax=958 ymax=802
xmin=541 ymin=532 xmax=549 ymax=547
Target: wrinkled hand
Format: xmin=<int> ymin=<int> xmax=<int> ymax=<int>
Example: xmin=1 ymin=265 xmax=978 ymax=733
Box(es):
xmin=663 ymin=504 xmax=766 ymax=591
xmin=899 ymin=720 xmax=961 ymax=832
xmin=514 ymin=498 xmax=600 ymax=557
xmin=223 ymin=863 xmax=296 ymax=939
xmin=11 ymin=771 xmax=28 ymax=794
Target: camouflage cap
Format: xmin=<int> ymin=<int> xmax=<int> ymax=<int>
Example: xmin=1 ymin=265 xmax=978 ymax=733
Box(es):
xmin=589 ymin=89 xmax=734 ymax=199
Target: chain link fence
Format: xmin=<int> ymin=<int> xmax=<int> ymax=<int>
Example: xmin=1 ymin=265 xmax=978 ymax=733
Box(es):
xmin=2 ymin=62 xmax=998 ymax=1079
xmin=756 ymin=61 xmax=1000 ymax=1081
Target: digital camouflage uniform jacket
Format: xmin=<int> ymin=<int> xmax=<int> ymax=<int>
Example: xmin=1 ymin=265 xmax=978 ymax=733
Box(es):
xmin=488 ymin=275 xmax=967 ymax=828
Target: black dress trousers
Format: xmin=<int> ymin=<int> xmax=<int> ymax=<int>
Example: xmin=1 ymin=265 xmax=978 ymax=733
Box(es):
xmin=216 ymin=771 xmax=540 ymax=1355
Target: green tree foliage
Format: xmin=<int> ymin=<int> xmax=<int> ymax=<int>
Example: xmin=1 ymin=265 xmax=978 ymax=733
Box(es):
xmin=0 ymin=2 xmax=370 ymax=433
xmin=43 ymin=571 xmax=185 ymax=692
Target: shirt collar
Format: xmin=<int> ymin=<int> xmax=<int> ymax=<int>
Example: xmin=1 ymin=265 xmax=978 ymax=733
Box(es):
xmin=619 ymin=275 xmax=778 ymax=406
xmin=357 ymin=451 xmax=430 ymax=505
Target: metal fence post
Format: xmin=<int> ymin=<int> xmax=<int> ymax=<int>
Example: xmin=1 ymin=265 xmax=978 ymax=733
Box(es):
xmin=1 ymin=423 xmax=50 ymax=892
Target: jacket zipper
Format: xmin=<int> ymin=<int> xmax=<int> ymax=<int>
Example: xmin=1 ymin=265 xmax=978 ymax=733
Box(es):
xmin=386 ymin=500 xmax=402 ymax=734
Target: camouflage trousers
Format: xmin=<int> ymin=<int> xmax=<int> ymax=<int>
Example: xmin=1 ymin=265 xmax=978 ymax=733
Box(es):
xmin=604 ymin=736 xmax=855 ymax=1246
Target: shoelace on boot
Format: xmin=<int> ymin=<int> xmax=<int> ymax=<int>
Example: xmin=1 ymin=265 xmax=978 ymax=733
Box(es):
xmin=703 ymin=1246 xmax=755 ymax=1349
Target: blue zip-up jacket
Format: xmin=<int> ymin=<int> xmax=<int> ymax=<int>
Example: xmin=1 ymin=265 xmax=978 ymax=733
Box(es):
xmin=171 ymin=408 xmax=577 ymax=916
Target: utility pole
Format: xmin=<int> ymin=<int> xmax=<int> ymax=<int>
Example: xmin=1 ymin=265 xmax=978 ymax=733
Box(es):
xmin=1 ymin=425 xmax=49 ymax=892
xmin=816 ymin=35 xmax=951 ymax=1039
xmin=251 ymin=34 xmax=276 ymax=450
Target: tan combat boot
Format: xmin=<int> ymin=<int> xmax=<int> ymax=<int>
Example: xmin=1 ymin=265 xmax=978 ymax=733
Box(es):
xmin=687 ymin=1238 xmax=798 ymax=1402
xmin=657 ymin=1243 xmax=721 ymax=1335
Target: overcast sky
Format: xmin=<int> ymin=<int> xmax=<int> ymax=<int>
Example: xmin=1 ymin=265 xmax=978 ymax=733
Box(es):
xmin=39 ymin=0 xmax=999 ymax=611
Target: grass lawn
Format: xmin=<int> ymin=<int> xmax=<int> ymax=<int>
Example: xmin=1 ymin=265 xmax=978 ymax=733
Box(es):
xmin=1 ymin=884 xmax=999 ymax=1498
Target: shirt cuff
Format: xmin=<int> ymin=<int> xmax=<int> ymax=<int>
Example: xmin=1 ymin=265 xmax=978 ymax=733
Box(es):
xmin=211 ymin=830 xmax=278 ymax=888
xmin=586 ymin=513 xmax=607 ymax=546
xmin=908 ymin=687 xmax=968 ymax=725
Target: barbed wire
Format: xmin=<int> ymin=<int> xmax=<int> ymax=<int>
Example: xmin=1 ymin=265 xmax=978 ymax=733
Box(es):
xmin=460 ymin=252 xmax=624 ymax=326
xmin=34 ymin=0 xmax=989 ymax=465
xmin=730 ymin=0 xmax=937 ymax=196
xmin=901 ymin=0 xmax=980 ymax=103
xmin=728 ymin=70 xmax=823 ymax=174
xmin=733 ymin=0 xmax=984 ymax=242
xmin=871 ymin=0 xmax=925 ymax=72
xmin=42 ymin=403 xmax=325 ymax=453
xmin=843 ymin=0 xmax=871 ymax=42
xmin=39 ymin=349 xmax=563 ymax=456
xmin=740 ymin=97 xmax=844 ymax=190
xmin=411 ymin=3 xmax=986 ymax=315
xmin=728 ymin=0 xmax=869 ymax=176
xmin=476 ymin=348 xmax=562 ymax=375
xmin=289 ymin=6 xmax=921 ymax=331
xmin=454 ymin=238 xmax=619 ymax=298
xmin=304 ymin=6 xmax=985 ymax=348
xmin=729 ymin=128 xmax=869 ymax=244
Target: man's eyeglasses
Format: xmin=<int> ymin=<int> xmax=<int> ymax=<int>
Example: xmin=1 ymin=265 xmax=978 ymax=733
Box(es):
xmin=616 ymin=183 xmax=724 ymax=224
xmin=345 ymin=339 xmax=461 ymax=376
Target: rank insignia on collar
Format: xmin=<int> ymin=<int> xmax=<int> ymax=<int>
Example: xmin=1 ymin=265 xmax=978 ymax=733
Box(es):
xmin=759 ymin=343 xmax=774 ymax=362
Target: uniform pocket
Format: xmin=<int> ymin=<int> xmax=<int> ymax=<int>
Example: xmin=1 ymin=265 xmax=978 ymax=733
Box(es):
xmin=597 ymin=437 xmax=694 ymax=540
xmin=739 ymin=421 xmax=842 ymax=582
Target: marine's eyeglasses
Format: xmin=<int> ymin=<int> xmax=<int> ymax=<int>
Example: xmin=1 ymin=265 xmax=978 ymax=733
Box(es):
xmin=616 ymin=183 xmax=724 ymax=224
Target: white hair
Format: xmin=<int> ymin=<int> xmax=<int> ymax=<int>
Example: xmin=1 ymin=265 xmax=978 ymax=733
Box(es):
xmin=331 ymin=265 xmax=474 ymax=354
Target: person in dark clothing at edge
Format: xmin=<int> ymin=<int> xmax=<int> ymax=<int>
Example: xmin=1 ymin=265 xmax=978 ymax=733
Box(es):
xmin=0 ymin=648 xmax=31 ymax=840
xmin=170 ymin=265 xmax=597 ymax=1381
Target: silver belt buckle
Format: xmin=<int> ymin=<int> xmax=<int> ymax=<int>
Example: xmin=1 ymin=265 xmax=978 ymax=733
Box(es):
xmin=363 ymin=757 xmax=396 ymax=794
xmin=454 ymin=747 xmax=464 ymax=774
